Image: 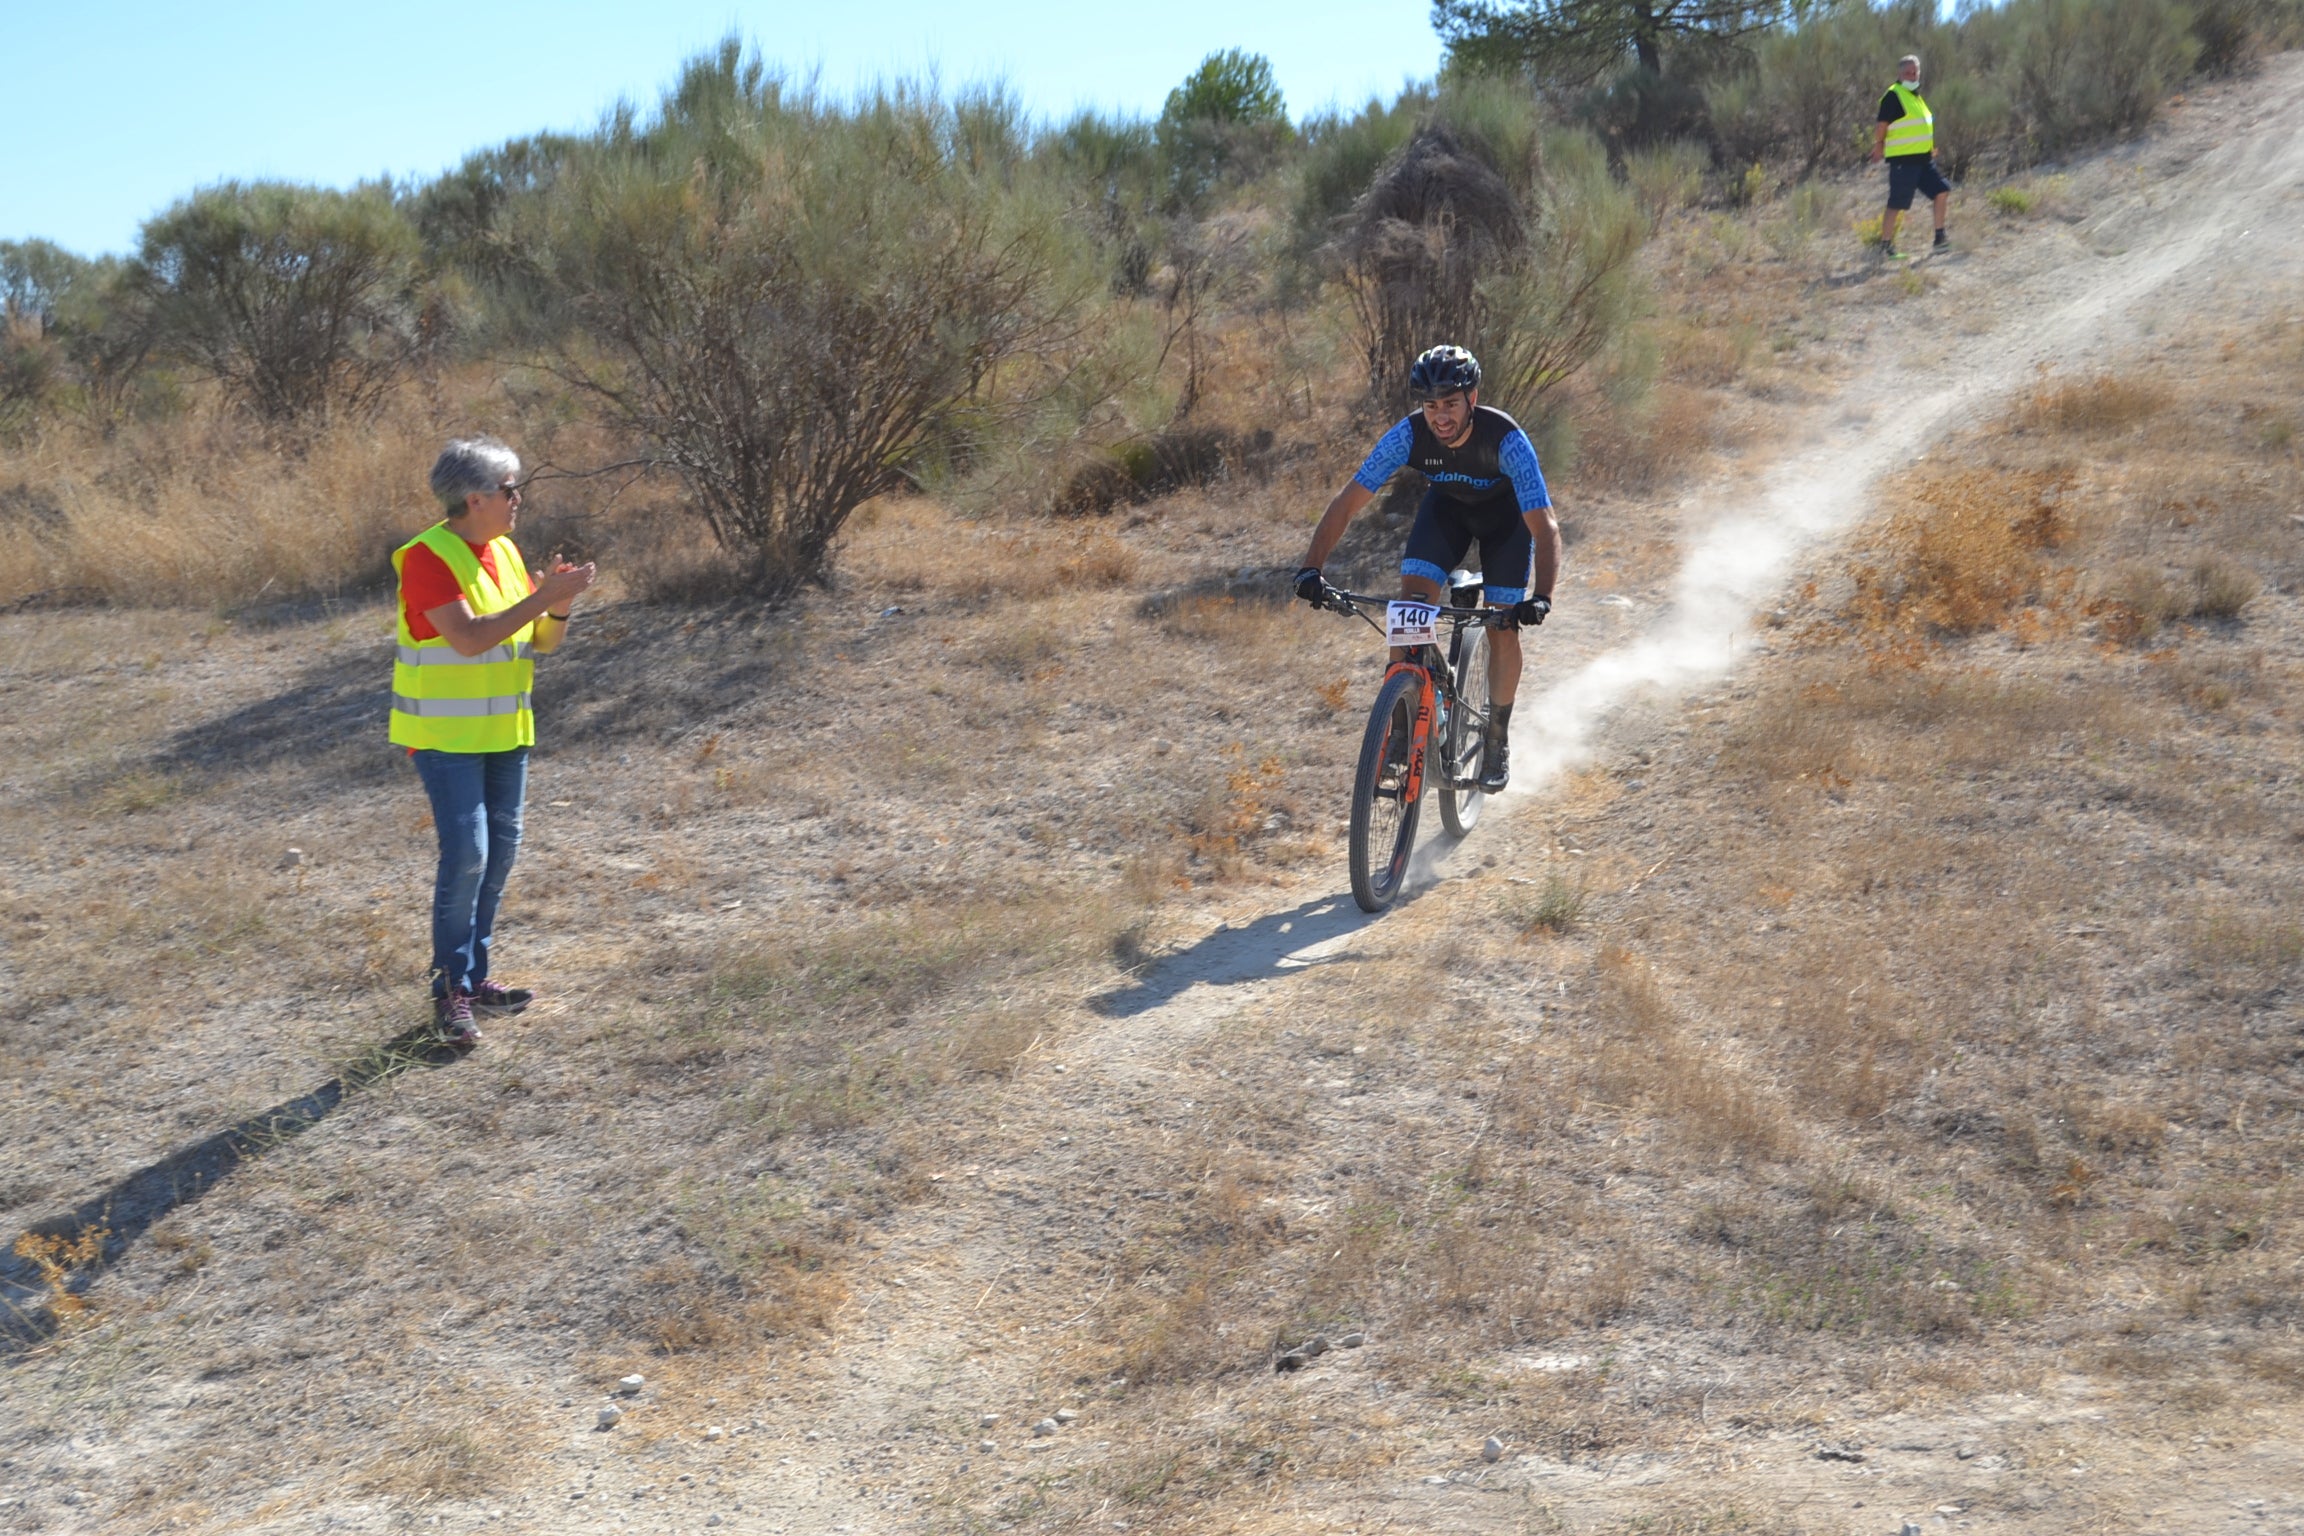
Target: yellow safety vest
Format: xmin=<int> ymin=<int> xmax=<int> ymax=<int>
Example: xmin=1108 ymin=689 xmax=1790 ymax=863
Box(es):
xmin=389 ymin=522 xmax=536 ymax=752
xmin=1885 ymin=82 xmax=1934 ymax=158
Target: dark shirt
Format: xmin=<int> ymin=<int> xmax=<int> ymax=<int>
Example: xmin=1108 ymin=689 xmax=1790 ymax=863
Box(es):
xmin=1351 ymin=405 xmax=1550 ymax=511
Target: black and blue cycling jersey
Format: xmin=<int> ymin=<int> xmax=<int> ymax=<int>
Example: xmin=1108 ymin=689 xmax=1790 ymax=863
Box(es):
xmin=1351 ymin=406 xmax=1551 ymax=603
xmin=1351 ymin=405 xmax=1550 ymax=513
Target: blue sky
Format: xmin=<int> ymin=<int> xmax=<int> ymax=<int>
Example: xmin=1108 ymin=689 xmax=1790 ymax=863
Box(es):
xmin=3 ymin=0 xmax=1443 ymax=258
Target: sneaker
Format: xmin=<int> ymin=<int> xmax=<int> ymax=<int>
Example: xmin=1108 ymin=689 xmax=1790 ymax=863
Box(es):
xmin=1477 ymin=736 xmax=1510 ymax=793
xmin=470 ymin=979 xmax=533 ymax=1016
xmin=1878 ymin=239 xmax=1905 ymax=261
xmin=433 ymin=990 xmax=483 ymax=1046
xmin=1933 ymin=228 xmax=1949 ymax=249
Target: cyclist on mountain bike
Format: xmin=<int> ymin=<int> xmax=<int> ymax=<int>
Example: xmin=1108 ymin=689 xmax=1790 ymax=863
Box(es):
xmin=1294 ymin=344 xmax=1562 ymax=792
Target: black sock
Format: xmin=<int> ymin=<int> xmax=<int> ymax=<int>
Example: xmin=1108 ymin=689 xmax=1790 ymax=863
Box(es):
xmin=1492 ymin=702 xmax=1514 ymax=741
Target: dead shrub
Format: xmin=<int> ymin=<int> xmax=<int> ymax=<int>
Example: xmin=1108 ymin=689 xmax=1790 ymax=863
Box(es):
xmin=1185 ymin=744 xmax=1293 ymax=879
xmin=970 ymin=621 xmax=1068 ymax=678
xmin=2187 ymin=555 xmax=2260 ymax=619
xmin=2096 ymin=561 xmax=2184 ymax=642
xmin=2015 ymin=372 xmax=2173 ymax=435
xmin=1502 ymin=867 xmax=1589 ymax=935
xmin=1848 ymin=467 xmax=2073 ymax=639
xmin=2067 ymin=1096 xmax=2168 ymax=1154
xmin=1049 ymin=425 xmax=1273 ymax=517
xmin=2098 ymin=557 xmax=2259 ymax=640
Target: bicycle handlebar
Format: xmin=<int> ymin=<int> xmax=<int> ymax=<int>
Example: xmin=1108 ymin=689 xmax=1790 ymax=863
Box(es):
xmin=1318 ymin=587 xmax=1516 ymax=626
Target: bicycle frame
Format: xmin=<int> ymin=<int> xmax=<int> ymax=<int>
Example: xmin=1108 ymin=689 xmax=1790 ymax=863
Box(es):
xmin=1381 ymin=653 xmax=1440 ymax=805
xmin=1325 ymin=587 xmax=1509 ymax=799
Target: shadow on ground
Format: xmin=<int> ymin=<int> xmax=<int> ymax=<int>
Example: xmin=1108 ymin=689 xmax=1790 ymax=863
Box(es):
xmin=0 ymin=1028 xmax=462 ymax=1355
xmin=134 ymin=598 xmax=805 ymax=798
xmin=1090 ymin=893 xmax=1379 ymax=1018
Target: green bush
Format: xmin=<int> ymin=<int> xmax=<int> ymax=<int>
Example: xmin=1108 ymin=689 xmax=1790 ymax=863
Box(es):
xmin=1157 ymin=50 xmax=1293 ymax=212
xmin=1292 ymin=90 xmax=1429 ymax=255
xmin=518 ymin=43 xmax=1101 ymax=594
xmin=0 ymin=239 xmax=163 ymax=429
xmin=1327 ymin=79 xmax=1647 ymax=418
xmin=2014 ymin=0 xmax=2200 ymax=154
xmin=137 ymin=181 xmax=420 ymax=422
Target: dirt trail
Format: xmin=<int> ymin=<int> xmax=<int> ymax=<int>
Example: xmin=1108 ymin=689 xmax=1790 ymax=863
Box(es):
xmin=658 ymin=57 xmax=2304 ymax=1536
xmin=711 ymin=58 xmax=2304 ymax=1536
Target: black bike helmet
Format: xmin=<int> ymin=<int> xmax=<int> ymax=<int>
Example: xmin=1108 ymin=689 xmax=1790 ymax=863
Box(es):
xmin=1408 ymin=344 xmax=1481 ymax=399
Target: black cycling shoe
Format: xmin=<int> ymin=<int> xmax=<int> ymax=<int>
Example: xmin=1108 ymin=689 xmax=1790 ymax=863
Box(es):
xmin=1477 ymin=736 xmax=1510 ymax=793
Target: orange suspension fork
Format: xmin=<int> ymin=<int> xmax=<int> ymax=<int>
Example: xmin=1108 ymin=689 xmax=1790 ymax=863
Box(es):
xmin=1382 ymin=656 xmax=1438 ymax=805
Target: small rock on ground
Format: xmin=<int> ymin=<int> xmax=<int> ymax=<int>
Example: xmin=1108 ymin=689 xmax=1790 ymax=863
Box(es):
xmin=1033 ymin=1418 xmax=1059 ymax=1437
xmin=1482 ymin=1436 xmax=1504 ymax=1463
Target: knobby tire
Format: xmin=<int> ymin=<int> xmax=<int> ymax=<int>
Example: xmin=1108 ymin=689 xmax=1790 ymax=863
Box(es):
xmin=1349 ymin=667 xmax=1427 ymax=913
xmin=1438 ymin=625 xmax=1488 ymax=838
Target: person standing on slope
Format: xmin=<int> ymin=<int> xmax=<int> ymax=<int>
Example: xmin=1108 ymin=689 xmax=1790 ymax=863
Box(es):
xmin=1293 ymin=344 xmax=1562 ymax=793
xmin=391 ymin=437 xmax=597 ymax=1045
xmin=1875 ymin=53 xmax=1952 ymax=259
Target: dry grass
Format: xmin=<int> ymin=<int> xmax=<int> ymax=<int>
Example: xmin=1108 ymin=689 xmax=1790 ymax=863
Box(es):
xmin=13 ymin=127 xmax=2304 ymax=1536
xmin=2014 ymin=370 xmax=2175 ymax=435
xmin=1048 ymin=293 xmax=2304 ymax=1533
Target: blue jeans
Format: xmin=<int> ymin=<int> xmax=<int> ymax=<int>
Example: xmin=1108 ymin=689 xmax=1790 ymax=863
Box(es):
xmin=411 ymin=747 xmax=528 ymax=999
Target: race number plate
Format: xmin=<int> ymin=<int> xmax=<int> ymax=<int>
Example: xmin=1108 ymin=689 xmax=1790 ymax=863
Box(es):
xmin=1386 ymin=600 xmax=1439 ymax=648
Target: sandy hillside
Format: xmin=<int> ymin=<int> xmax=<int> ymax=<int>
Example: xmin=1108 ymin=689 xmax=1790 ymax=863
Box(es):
xmin=4 ymin=52 xmax=2304 ymax=1536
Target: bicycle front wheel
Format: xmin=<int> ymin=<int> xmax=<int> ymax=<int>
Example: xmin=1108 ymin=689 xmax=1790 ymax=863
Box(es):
xmin=1348 ymin=667 xmax=1427 ymax=913
xmin=1438 ymin=624 xmax=1489 ymax=838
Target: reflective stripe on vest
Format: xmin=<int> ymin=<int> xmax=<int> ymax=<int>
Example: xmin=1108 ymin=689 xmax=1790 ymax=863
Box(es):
xmin=388 ymin=523 xmax=537 ymax=753
xmin=1885 ymin=83 xmax=1934 ymax=157
xmin=395 ymin=641 xmax=535 ymax=667
xmin=391 ymin=692 xmax=534 ymax=717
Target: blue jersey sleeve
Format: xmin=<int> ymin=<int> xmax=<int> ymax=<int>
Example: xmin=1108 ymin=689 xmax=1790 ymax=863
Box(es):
xmin=1350 ymin=418 xmax=1415 ymax=494
xmin=1498 ymin=429 xmax=1551 ymax=513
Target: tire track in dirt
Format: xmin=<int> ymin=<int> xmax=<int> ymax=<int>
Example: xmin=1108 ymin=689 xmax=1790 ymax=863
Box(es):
xmin=721 ymin=55 xmax=2304 ymax=1535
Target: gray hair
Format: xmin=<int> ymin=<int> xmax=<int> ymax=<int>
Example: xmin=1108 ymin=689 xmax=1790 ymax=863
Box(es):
xmin=429 ymin=436 xmax=521 ymax=517
xmin=1899 ymin=54 xmax=1922 ymax=73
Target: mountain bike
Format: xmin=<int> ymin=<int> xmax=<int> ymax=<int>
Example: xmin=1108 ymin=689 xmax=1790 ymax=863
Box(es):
xmin=1311 ymin=575 xmax=1512 ymax=913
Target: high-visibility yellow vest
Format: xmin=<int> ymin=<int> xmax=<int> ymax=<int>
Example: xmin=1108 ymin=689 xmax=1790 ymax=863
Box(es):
xmin=1885 ymin=82 xmax=1934 ymax=158
xmin=389 ymin=522 xmax=536 ymax=752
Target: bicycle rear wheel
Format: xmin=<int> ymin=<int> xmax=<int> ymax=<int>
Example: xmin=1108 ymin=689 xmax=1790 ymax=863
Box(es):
xmin=1438 ymin=625 xmax=1489 ymax=838
xmin=1348 ymin=667 xmax=1427 ymax=913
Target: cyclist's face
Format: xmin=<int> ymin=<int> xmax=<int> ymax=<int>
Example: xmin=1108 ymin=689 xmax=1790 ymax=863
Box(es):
xmin=1419 ymin=389 xmax=1476 ymax=444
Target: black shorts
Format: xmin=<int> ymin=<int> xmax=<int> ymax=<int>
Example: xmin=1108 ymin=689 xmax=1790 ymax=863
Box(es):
xmin=1886 ymin=155 xmax=1951 ymax=211
xmin=1399 ymin=488 xmax=1534 ymax=604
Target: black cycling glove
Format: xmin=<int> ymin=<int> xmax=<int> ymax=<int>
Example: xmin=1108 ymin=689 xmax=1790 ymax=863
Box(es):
xmin=1294 ymin=566 xmax=1328 ymax=606
xmin=1512 ymin=596 xmax=1552 ymax=628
